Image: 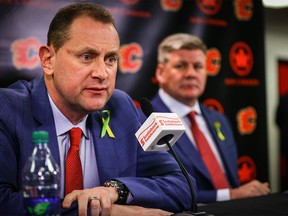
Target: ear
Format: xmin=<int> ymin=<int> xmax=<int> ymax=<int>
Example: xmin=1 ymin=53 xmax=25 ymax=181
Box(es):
xmin=155 ymin=63 xmax=165 ymax=84
xmin=39 ymin=45 xmax=55 ymax=76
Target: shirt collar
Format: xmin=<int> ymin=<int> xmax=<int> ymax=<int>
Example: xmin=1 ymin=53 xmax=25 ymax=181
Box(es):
xmin=158 ymin=88 xmax=202 ymax=118
xmin=48 ymin=94 xmax=89 ymax=138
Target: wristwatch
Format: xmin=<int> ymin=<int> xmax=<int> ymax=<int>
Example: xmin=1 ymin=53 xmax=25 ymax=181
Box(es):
xmin=104 ymin=180 xmax=129 ymax=204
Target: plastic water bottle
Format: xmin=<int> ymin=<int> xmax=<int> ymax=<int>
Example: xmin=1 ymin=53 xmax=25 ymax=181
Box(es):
xmin=22 ymin=131 xmax=60 ymax=216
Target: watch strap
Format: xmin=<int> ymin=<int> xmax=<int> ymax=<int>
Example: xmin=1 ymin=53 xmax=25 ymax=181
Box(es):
xmin=104 ymin=180 xmax=129 ymax=204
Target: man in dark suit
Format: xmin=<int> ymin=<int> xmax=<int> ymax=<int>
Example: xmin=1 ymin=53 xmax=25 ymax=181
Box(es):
xmin=148 ymin=33 xmax=270 ymax=203
xmin=0 ymin=4 xmax=194 ymax=215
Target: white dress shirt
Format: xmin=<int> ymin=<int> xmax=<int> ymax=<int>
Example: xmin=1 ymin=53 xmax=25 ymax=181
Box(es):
xmin=158 ymin=89 xmax=230 ymax=201
xmin=48 ymin=94 xmax=100 ymax=198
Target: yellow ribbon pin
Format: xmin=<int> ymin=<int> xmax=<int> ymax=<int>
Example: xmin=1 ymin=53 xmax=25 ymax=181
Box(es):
xmin=101 ymin=110 xmax=115 ymax=138
xmin=214 ymin=121 xmax=225 ymax=141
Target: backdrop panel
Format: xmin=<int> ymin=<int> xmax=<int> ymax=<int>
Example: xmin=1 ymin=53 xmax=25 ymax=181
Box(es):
xmin=0 ymin=0 xmax=268 ymax=185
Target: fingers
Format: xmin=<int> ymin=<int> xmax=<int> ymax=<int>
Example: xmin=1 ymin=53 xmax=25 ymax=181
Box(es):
xmin=77 ymin=192 xmax=90 ymax=216
xmin=231 ymin=180 xmax=270 ymax=199
xmin=89 ymin=194 xmax=112 ymax=216
xmin=90 ymin=196 xmax=101 ymax=216
xmin=62 ymin=187 xmax=114 ymax=216
xmin=245 ymin=180 xmax=268 ymax=196
xmin=62 ymin=190 xmax=81 ymax=208
xmin=252 ymin=181 xmax=270 ymax=195
xmin=97 ymin=194 xmax=112 ymax=216
xmin=62 ymin=190 xmax=91 ymax=216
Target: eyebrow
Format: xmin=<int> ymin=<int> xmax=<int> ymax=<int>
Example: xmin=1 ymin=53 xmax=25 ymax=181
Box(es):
xmin=74 ymin=48 xmax=99 ymax=55
xmin=73 ymin=47 xmax=119 ymax=57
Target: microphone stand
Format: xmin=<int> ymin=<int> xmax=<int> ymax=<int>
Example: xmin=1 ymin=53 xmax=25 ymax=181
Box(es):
xmin=139 ymin=98 xmax=205 ymax=215
xmin=162 ymin=136 xmax=206 ymax=216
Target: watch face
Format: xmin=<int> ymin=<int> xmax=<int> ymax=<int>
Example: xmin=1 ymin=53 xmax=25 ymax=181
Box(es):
xmin=105 ymin=180 xmax=118 ymax=187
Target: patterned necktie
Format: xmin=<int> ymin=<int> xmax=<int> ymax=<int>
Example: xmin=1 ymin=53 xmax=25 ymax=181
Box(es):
xmin=188 ymin=111 xmax=229 ymax=189
xmin=65 ymin=127 xmax=83 ymax=195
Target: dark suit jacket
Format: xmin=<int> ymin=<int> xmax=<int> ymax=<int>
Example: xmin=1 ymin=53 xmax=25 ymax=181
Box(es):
xmin=0 ymin=77 xmax=194 ymax=215
xmin=150 ymin=93 xmax=240 ymax=203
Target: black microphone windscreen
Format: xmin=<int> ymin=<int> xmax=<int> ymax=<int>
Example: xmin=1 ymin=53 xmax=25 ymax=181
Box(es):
xmin=140 ymin=98 xmax=154 ymax=117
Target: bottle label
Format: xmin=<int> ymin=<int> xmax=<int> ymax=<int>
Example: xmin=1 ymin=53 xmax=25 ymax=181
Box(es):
xmin=24 ymin=197 xmax=60 ymax=216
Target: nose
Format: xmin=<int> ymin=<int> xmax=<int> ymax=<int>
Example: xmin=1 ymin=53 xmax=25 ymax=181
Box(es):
xmin=185 ymin=64 xmax=197 ymax=76
xmin=91 ymin=60 xmax=108 ymax=81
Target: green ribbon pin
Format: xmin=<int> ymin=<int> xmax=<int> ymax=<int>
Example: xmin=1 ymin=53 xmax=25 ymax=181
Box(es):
xmin=214 ymin=121 xmax=225 ymax=141
xmin=101 ymin=110 xmax=115 ymax=138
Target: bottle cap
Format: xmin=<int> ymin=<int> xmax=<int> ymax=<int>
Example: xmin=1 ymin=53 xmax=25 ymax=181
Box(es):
xmin=32 ymin=131 xmax=49 ymax=143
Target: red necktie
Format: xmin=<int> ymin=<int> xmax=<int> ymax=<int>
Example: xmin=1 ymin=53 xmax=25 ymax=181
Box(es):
xmin=65 ymin=127 xmax=83 ymax=195
xmin=188 ymin=111 xmax=229 ymax=189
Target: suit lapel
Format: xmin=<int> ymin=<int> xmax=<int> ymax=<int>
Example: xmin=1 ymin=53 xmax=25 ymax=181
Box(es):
xmin=152 ymin=94 xmax=214 ymax=184
xmin=88 ymin=110 xmax=121 ymax=184
xmin=176 ymin=133 xmax=213 ymax=182
xmin=30 ymin=77 xmax=60 ymax=165
xmin=201 ymin=105 xmax=238 ymax=185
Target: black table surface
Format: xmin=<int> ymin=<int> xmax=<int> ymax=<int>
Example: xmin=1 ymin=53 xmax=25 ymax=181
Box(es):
xmin=197 ymin=192 xmax=288 ymax=216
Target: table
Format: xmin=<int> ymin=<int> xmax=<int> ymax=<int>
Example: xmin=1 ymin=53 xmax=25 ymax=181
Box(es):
xmin=197 ymin=192 xmax=288 ymax=215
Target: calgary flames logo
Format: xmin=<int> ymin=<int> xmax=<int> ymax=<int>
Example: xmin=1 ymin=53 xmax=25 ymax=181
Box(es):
xmin=230 ymin=41 xmax=254 ymax=77
xmin=236 ymin=106 xmax=257 ymax=135
xmin=206 ymin=48 xmax=221 ymax=76
xmin=10 ymin=37 xmax=41 ymax=70
xmin=160 ymin=0 xmax=183 ymax=11
xmin=202 ymin=98 xmax=224 ymax=114
xmin=238 ymin=155 xmax=256 ymax=184
xmin=119 ymin=42 xmax=143 ymax=73
xmin=196 ymin=0 xmax=222 ymax=15
xmin=234 ymin=0 xmax=253 ymax=21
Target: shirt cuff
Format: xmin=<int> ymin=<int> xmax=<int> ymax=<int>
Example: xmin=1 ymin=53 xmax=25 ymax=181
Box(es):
xmin=216 ymin=188 xmax=230 ymax=201
xmin=126 ymin=192 xmax=134 ymax=203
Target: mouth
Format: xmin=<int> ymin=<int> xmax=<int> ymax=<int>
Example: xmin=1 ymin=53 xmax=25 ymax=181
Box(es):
xmin=180 ymin=83 xmax=199 ymax=89
xmin=85 ymin=86 xmax=108 ymax=95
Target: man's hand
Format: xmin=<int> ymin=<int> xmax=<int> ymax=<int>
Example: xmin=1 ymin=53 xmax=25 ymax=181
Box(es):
xmin=230 ymin=180 xmax=270 ymax=199
xmin=62 ymin=186 xmax=118 ymax=216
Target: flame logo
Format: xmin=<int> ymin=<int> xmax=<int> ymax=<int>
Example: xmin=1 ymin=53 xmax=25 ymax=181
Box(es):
xmin=119 ymin=42 xmax=143 ymax=73
xmin=11 ymin=37 xmax=41 ymax=70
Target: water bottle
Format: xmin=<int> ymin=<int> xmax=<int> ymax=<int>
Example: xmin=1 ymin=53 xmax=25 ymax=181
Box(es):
xmin=22 ymin=131 xmax=61 ymax=216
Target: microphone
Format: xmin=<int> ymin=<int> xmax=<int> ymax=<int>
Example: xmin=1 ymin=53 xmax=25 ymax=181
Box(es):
xmin=136 ymin=98 xmax=205 ymax=216
xmin=136 ymin=98 xmax=186 ymax=151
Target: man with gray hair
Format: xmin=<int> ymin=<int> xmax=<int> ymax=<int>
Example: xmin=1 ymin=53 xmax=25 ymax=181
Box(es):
xmin=145 ymin=33 xmax=270 ymax=203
